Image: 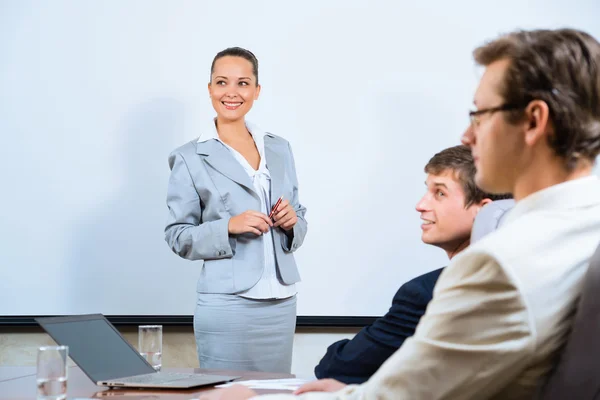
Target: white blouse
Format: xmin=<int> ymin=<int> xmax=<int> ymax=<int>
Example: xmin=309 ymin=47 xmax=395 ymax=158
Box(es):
xmin=197 ymin=120 xmax=296 ymax=300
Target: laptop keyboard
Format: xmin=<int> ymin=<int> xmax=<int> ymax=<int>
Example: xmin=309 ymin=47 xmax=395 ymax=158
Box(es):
xmin=118 ymin=372 xmax=205 ymax=384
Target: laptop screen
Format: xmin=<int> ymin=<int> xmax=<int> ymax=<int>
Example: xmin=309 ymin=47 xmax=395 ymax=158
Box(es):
xmin=36 ymin=315 xmax=156 ymax=382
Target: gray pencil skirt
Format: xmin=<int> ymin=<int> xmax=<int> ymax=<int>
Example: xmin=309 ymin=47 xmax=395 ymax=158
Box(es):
xmin=193 ymin=293 xmax=297 ymax=373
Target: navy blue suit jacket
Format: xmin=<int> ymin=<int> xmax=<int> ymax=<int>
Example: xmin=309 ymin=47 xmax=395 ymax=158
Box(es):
xmin=314 ymin=267 xmax=444 ymax=384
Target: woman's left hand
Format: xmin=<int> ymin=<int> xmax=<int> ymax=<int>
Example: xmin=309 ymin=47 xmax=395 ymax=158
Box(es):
xmin=272 ymin=199 xmax=298 ymax=231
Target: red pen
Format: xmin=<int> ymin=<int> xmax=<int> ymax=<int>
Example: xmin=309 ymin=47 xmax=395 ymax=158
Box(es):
xmin=269 ymin=196 xmax=284 ymax=219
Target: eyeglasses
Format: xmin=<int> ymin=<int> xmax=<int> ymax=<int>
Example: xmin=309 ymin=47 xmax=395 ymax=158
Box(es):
xmin=468 ymin=103 xmax=523 ymax=127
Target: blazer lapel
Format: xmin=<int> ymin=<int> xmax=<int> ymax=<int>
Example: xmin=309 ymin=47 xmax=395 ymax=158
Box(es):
xmin=196 ymin=139 xmax=257 ymax=195
xmin=264 ymin=135 xmax=285 ymax=208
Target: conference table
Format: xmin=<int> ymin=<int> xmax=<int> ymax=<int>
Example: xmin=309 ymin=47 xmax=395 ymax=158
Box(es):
xmin=0 ymin=365 xmax=296 ymax=399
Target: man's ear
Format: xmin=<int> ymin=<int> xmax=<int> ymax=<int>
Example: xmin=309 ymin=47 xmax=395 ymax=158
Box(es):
xmin=470 ymin=198 xmax=492 ymax=217
xmin=524 ymin=100 xmax=552 ymax=147
xmin=480 ymin=198 xmax=492 ymax=207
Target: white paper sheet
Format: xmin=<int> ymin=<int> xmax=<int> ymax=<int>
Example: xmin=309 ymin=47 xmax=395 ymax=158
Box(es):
xmin=214 ymin=378 xmax=311 ymax=391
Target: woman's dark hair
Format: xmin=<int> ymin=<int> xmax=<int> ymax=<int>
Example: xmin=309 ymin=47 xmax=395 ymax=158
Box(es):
xmin=210 ymin=47 xmax=259 ymax=84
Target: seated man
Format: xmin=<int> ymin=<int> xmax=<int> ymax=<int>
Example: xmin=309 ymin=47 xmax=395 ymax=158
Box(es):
xmin=314 ymin=145 xmax=512 ymax=384
xmin=203 ymin=27 xmax=600 ymax=400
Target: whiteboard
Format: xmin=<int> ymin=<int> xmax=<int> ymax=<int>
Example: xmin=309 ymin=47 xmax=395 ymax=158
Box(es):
xmin=1 ymin=0 xmax=598 ymax=318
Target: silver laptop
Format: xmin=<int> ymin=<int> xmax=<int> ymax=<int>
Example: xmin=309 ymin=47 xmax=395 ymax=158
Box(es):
xmin=35 ymin=314 xmax=239 ymax=389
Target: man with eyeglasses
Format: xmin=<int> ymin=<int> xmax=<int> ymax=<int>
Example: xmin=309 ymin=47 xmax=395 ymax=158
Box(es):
xmin=201 ymin=28 xmax=600 ymax=400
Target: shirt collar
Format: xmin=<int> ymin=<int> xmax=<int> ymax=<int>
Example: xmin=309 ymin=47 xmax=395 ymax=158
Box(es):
xmin=245 ymin=121 xmax=266 ymax=159
xmin=198 ymin=119 xmax=268 ymax=171
xmin=197 ymin=119 xmax=220 ymax=143
xmin=198 ymin=119 xmax=265 ymax=149
xmin=503 ymin=175 xmax=600 ymax=225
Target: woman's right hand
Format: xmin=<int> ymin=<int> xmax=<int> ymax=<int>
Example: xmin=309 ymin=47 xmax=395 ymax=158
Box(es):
xmin=228 ymin=210 xmax=273 ymax=235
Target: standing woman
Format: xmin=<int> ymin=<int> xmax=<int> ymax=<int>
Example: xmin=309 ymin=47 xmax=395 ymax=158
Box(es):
xmin=164 ymin=47 xmax=307 ymax=373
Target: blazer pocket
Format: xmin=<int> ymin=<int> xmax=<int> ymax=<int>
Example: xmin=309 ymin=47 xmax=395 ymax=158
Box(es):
xmin=197 ymin=257 xmax=235 ymax=292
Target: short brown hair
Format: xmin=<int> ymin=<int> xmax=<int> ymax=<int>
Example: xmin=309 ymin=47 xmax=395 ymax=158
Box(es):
xmin=425 ymin=145 xmax=512 ymax=207
xmin=473 ymin=29 xmax=600 ymax=170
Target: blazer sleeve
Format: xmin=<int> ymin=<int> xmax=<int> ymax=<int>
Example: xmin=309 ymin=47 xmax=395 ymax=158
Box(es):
xmin=164 ymin=151 xmax=235 ymax=261
xmin=314 ymin=275 xmax=434 ymax=384
xmin=251 ymin=255 xmax=534 ymax=400
xmin=281 ymin=141 xmax=307 ymax=252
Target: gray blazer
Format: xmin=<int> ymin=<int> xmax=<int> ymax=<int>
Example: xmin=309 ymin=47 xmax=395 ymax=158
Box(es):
xmin=164 ymin=133 xmax=307 ymax=294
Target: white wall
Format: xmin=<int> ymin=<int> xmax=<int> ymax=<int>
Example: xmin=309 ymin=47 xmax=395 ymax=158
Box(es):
xmin=292 ymin=329 xmax=359 ymax=378
xmin=1 ymin=1 xmax=599 ymax=319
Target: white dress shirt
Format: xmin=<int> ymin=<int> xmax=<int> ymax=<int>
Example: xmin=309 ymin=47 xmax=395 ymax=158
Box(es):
xmin=254 ymin=176 xmax=600 ymax=399
xmin=197 ymin=119 xmax=296 ymax=300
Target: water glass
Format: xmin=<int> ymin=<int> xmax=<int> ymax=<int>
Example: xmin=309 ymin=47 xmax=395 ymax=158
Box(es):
xmin=138 ymin=325 xmax=162 ymax=371
xmin=36 ymin=345 xmax=68 ymax=400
